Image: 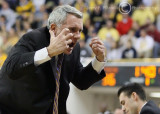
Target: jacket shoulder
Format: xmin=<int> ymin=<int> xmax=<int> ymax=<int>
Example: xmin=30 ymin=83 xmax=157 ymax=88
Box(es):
xmin=141 ymin=101 xmax=160 ymax=114
xmin=17 ymin=27 xmax=50 ymax=49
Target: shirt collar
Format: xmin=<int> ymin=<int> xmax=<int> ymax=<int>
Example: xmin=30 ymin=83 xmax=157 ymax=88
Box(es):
xmin=139 ymin=102 xmax=147 ymax=114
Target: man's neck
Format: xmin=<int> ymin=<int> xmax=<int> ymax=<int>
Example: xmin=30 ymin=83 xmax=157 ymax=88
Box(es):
xmin=138 ymin=100 xmax=147 ymax=114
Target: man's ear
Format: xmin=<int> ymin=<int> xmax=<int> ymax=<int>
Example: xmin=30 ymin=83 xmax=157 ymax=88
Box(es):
xmin=50 ymin=24 xmax=56 ymax=31
xmin=131 ymin=92 xmax=138 ymax=101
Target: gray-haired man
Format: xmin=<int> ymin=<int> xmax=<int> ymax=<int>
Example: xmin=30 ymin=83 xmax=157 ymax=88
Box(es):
xmin=0 ymin=5 xmax=106 ymax=114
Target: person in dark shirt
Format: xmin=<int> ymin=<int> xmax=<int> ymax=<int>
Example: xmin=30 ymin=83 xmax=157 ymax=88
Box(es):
xmin=122 ymin=40 xmax=137 ymax=58
xmin=118 ymin=83 xmax=160 ymax=114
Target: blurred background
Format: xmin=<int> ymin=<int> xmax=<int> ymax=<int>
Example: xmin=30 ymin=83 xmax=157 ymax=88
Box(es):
xmin=0 ymin=0 xmax=160 ymax=114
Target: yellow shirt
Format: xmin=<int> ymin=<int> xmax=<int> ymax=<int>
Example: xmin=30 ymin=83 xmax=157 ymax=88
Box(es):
xmin=98 ymin=27 xmax=119 ymax=42
xmin=132 ymin=9 xmax=155 ymax=26
xmin=89 ymin=0 xmax=103 ymax=11
xmin=74 ymin=2 xmax=87 ymax=12
xmin=16 ymin=1 xmax=35 ymax=17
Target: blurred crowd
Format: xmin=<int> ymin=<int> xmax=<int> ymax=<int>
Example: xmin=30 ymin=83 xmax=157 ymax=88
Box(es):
xmin=0 ymin=0 xmax=160 ymax=68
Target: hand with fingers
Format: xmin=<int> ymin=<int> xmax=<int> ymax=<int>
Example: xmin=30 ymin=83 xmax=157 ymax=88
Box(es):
xmin=47 ymin=28 xmax=73 ymax=57
xmin=89 ymin=37 xmax=107 ymax=62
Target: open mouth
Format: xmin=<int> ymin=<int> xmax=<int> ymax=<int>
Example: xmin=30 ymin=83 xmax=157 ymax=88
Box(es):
xmin=69 ymin=43 xmax=74 ymax=48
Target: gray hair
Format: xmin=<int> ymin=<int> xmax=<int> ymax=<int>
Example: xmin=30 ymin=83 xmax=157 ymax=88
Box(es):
xmin=47 ymin=5 xmax=83 ymax=29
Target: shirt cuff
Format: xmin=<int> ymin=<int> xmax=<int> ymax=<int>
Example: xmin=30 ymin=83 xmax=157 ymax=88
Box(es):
xmin=34 ymin=47 xmax=51 ymax=66
xmin=91 ymin=57 xmax=106 ymax=74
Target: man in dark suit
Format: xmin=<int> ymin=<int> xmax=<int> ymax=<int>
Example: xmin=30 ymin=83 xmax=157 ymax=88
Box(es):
xmin=0 ymin=5 xmax=106 ymax=114
xmin=117 ymin=83 xmax=160 ymax=114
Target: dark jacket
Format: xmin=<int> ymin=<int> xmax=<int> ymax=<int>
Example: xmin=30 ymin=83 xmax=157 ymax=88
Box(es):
xmin=0 ymin=27 xmax=105 ymax=114
xmin=140 ymin=100 xmax=160 ymax=114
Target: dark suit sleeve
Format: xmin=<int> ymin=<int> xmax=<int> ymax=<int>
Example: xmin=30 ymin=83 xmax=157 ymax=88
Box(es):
xmin=3 ymin=33 xmax=37 ymax=79
xmin=71 ymin=44 xmax=105 ymax=90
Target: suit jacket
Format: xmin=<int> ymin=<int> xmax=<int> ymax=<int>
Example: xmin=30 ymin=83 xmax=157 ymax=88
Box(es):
xmin=0 ymin=27 xmax=105 ymax=114
xmin=140 ymin=100 xmax=160 ymax=114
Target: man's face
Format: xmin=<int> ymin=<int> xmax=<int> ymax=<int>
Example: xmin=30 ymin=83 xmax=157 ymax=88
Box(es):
xmin=140 ymin=30 xmax=146 ymax=38
xmin=119 ymin=92 xmax=138 ymax=114
xmin=55 ymin=14 xmax=83 ymax=54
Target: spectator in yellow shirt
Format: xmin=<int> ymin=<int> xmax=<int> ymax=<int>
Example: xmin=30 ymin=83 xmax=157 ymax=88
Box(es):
xmin=16 ymin=0 xmax=35 ymax=18
xmin=132 ymin=3 xmax=155 ymax=26
xmin=98 ymin=19 xmax=119 ymax=42
xmin=73 ymin=0 xmax=89 ymax=25
xmin=89 ymin=0 xmax=103 ymax=12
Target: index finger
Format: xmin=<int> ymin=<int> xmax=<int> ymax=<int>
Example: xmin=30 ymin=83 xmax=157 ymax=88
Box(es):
xmin=91 ymin=37 xmax=99 ymax=41
xmin=59 ymin=28 xmax=70 ymax=36
xmin=91 ymin=38 xmax=104 ymax=45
